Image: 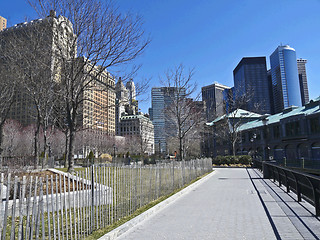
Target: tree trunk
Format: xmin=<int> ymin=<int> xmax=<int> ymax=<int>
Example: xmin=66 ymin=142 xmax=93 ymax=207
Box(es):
xmin=232 ymin=139 xmax=236 ymax=156
xmin=67 ymin=129 xmax=75 ymax=172
xmin=34 ymin=121 xmax=40 ymax=168
xmin=0 ymin=123 xmax=3 ymax=168
xmin=64 ymin=129 xmax=69 ymax=168
xmin=179 ymin=136 xmax=183 ymax=161
xmin=43 ymin=128 xmax=49 ymax=168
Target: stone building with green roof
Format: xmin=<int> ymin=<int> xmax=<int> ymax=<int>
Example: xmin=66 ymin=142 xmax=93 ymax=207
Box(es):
xmin=236 ymin=96 xmax=320 ymax=167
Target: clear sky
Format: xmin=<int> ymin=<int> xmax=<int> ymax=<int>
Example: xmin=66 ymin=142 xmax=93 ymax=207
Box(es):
xmin=1 ymin=0 xmax=320 ymax=113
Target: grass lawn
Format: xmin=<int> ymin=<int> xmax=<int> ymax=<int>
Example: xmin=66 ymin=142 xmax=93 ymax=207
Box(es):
xmin=84 ymin=171 xmax=212 ymax=240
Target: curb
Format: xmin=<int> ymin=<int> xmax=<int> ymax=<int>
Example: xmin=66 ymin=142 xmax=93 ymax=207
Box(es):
xmin=98 ymin=170 xmax=216 ymax=240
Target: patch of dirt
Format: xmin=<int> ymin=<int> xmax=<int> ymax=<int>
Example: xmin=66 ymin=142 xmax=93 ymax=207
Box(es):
xmin=2 ymin=170 xmax=89 ymax=199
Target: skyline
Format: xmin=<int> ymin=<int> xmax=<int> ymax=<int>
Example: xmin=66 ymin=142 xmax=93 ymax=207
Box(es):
xmin=1 ymin=0 xmax=320 ymax=113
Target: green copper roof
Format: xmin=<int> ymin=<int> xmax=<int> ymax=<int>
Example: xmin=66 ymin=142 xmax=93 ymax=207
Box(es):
xmin=206 ymin=109 xmax=262 ymax=126
xmin=238 ymin=97 xmax=320 ymax=131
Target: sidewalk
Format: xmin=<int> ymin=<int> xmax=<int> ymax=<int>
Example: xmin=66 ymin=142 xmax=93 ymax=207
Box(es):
xmin=102 ymin=168 xmax=320 ymax=240
xmin=108 ymin=167 xmax=317 ymax=240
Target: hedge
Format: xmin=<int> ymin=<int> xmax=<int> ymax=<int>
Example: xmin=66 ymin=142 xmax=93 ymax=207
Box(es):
xmin=212 ymin=155 xmax=252 ymax=165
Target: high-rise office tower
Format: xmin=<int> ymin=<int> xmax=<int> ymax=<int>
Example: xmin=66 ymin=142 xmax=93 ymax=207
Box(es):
xmin=202 ymin=83 xmax=230 ymax=121
xmin=233 ymin=57 xmax=271 ymax=114
xmin=0 ymin=16 xmax=6 ymax=31
xmin=149 ymin=87 xmax=185 ymax=154
xmin=270 ymin=45 xmax=301 ymax=113
xmin=297 ymin=59 xmax=309 ymax=106
xmin=126 ymin=79 xmax=136 ymax=103
xmin=223 ymin=87 xmax=234 ymax=114
xmin=267 ymin=70 xmax=275 ymax=114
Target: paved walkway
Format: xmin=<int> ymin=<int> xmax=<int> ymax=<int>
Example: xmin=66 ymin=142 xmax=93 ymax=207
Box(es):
xmin=113 ymin=168 xmax=320 ymax=240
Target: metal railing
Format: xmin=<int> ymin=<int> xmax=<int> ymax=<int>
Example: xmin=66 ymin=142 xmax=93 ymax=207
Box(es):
xmin=253 ymin=159 xmax=320 ymax=216
xmin=274 ymin=157 xmax=320 ymax=170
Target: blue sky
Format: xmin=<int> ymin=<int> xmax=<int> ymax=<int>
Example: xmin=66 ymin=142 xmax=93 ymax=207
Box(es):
xmin=1 ymin=0 xmax=320 ymax=113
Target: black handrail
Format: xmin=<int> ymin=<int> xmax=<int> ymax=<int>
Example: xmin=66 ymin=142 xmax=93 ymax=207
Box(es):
xmin=253 ymin=159 xmax=320 ymax=216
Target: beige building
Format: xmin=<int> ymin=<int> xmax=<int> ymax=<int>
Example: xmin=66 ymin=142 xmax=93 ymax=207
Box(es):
xmin=0 ymin=16 xmax=6 ymax=31
xmin=119 ymin=114 xmax=154 ymax=155
xmin=82 ymin=63 xmax=116 ymax=135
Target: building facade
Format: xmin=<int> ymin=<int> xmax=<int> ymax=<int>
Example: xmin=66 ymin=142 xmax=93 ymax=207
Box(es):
xmin=0 ymin=11 xmax=75 ymax=125
xmin=115 ymin=78 xmax=138 ymax=135
xmin=203 ymin=109 xmax=262 ymax=157
xmin=0 ymin=12 xmax=116 ymax=134
xmin=236 ymin=97 xmax=320 ymax=165
xmin=119 ymin=114 xmax=154 ymax=155
xmin=0 ymin=16 xmax=6 ymax=31
xmin=297 ymin=59 xmax=309 ymax=106
xmin=149 ymin=87 xmax=185 ymax=154
xmin=81 ymin=62 xmax=116 ymax=134
xmin=270 ymin=45 xmax=301 ymax=113
xmin=201 ymin=83 xmax=230 ymax=122
xmin=233 ymin=57 xmax=271 ymax=114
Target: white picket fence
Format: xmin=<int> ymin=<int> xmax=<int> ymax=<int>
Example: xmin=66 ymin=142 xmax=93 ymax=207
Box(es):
xmin=0 ymin=158 xmax=212 ymax=239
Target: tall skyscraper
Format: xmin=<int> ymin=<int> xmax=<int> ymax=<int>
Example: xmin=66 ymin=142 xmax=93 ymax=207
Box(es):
xmin=297 ymin=59 xmax=309 ymax=106
xmin=0 ymin=16 xmax=6 ymax=31
xmin=202 ymin=83 xmax=230 ymax=121
xmin=267 ymin=70 xmax=275 ymax=114
xmin=149 ymin=87 xmax=185 ymax=153
xmin=126 ymin=79 xmax=136 ymax=103
xmin=270 ymin=45 xmax=301 ymax=113
xmin=233 ymin=57 xmax=271 ymax=114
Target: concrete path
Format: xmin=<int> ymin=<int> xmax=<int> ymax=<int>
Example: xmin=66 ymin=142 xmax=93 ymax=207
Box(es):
xmin=104 ymin=168 xmax=320 ymax=240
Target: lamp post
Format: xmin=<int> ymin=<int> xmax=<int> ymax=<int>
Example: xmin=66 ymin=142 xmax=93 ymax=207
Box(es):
xmin=250 ymin=133 xmax=257 ymax=158
xmin=158 ymin=140 xmax=161 ymax=159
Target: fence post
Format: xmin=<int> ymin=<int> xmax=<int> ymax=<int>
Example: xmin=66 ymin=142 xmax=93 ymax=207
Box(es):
xmin=172 ymin=161 xmax=175 ymax=191
xmin=91 ymin=166 xmax=95 ymax=233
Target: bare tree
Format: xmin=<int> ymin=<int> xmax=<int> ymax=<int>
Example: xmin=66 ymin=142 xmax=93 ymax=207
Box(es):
xmin=0 ymin=38 xmax=18 ymax=167
xmin=213 ymin=87 xmax=261 ymax=156
xmin=28 ymin=0 xmax=150 ymax=172
xmin=0 ymin=14 xmax=63 ymax=168
xmin=2 ymin=120 xmax=22 ymax=158
xmin=163 ymin=65 xmax=205 ymax=161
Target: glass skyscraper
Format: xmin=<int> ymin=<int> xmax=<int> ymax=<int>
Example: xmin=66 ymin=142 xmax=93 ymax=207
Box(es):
xmin=201 ymin=83 xmax=230 ymax=121
xmin=233 ymin=57 xmax=271 ymax=114
xmin=149 ymin=87 xmax=185 ymax=154
xmin=270 ymin=45 xmax=301 ymax=113
xmin=297 ymin=59 xmax=309 ymax=106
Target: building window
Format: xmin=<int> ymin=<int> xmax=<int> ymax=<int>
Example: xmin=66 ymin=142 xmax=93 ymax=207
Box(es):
xmin=273 ymin=125 xmax=280 ymax=139
xmin=310 ymin=117 xmax=320 ymax=134
xmin=241 ymin=133 xmax=246 ymax=143
xmin=285 ymin=121 xmax=300 ymax=137
xmin=263 ymin=128 xmax=269 ymax=139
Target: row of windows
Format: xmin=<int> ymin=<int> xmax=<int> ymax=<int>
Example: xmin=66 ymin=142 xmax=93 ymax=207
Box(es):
xmin=242 ymin=116 xmax=320 ymax=142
